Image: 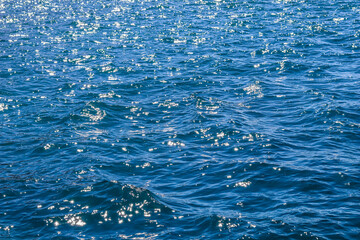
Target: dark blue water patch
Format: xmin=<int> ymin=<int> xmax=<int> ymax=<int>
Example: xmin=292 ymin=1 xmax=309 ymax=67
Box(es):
xmin=1 ymin=0 xmax=360 ymax=239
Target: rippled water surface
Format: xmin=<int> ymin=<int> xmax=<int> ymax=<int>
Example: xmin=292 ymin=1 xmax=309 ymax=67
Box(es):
xmin=1 ymin=0 xmax=360 ymax=239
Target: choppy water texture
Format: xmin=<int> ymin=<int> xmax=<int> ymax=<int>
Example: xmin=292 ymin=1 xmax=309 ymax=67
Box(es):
xmin=1 ymin=0 xmax=360 ymax=239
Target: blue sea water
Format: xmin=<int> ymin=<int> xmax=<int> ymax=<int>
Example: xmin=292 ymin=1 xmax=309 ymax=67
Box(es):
xmin=1 ymin=0 xmax=360 ymax=239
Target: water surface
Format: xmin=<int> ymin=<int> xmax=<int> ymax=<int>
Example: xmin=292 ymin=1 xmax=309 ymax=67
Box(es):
xmin=1 ymin=0 xmax=360 ymax=239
